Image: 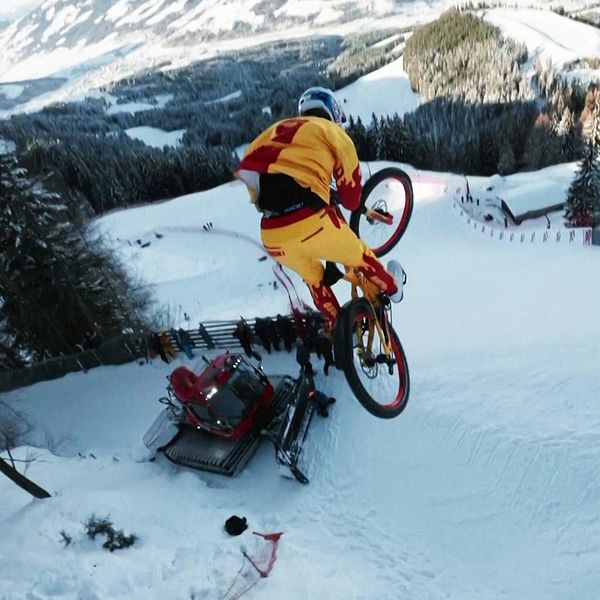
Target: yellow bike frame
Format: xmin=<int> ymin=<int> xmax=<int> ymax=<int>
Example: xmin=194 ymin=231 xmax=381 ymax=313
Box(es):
xmin=343 ymin=267 xmax=394 ymax=364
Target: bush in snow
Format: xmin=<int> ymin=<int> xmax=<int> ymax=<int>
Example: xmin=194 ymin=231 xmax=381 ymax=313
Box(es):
xmin=84 ymin=515 xmax=138 ymax=552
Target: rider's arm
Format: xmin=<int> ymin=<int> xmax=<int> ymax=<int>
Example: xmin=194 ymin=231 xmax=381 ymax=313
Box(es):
xmin=236 ymin=169 xmax=260 ymax=206
xmin=330 ymin=126 xmax=362 ymax=212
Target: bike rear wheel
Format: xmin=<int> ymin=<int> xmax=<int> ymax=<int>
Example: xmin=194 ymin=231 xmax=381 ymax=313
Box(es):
xmin=334 ymin=298 xmax=409 ymax=419
xmin=350 ymin=167 xmax=414 ymax=258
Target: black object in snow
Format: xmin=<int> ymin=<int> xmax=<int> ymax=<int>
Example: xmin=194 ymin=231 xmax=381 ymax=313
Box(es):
xmin=225 ymin=515 xmax=248 ymax=536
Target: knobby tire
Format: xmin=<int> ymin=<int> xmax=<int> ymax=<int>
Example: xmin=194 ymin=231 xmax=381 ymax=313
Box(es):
xmin=350 ymin=167 xmax=414 ymax=258
xmin=335 ymin=299 xmax=410 ymax=419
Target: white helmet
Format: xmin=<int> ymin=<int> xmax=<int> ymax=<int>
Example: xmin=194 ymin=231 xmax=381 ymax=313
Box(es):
xmin=298 ymin=86 xmax=346 ymax=125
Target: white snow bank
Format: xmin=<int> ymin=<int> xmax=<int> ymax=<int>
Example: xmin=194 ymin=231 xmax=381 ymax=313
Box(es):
xmin=125 ymin=126 xmax=186 ymax=148
xmin=337 ymin=56 xmax=420 ymax=122
xmin=0 ymin=137 xmax=16 ymax=154
xmin=485 ymin=8 xmax=600 ymax=69
xmin=3 ymin=159 xmax=600 ymax=599
xmin=205 ymin=90 xmax=242 ymax=105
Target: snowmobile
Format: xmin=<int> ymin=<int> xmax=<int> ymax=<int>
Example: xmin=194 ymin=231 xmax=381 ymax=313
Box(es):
xmin=143 ymin=353 xmax=332 ymax=484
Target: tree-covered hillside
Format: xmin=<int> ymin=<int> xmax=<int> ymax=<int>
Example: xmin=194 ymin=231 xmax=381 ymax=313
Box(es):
xmin=0 ymin=30 xmax=405 ymax=217
xmin=346 ymin=9 xmax=593 ymax=176
xmin=403 ymin=9 xmax=529 ymax=103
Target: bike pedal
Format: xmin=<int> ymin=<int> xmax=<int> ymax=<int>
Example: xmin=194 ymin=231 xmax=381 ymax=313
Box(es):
xmin=361 ymin=352 xmax=376 ymax=368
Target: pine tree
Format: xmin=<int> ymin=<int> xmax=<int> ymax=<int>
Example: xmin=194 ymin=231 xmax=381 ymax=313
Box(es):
xmin=564 ymin=94 xmax=600 ymax=227
xmin=497 ymin=136 xmax=516 ymax=175
xmin=0 ymin=151 xmax=149 ymax=362
xmin=346 ymin=116 xmax=377 ymax=161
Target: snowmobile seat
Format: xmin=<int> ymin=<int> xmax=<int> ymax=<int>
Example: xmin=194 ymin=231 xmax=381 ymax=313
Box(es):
xmin=170 ymin=366 xmax=204 ymax=402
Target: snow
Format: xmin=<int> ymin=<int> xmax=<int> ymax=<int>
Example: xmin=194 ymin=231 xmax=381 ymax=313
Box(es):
xmin=0 ymin=0 xmax=43 ymax=21
xmin=275 ymin=0 xmax=394 ymax=19
xmin=485 ymin=8 xmax=600 ymax=68
xmin=337 ymin=56 xmax=420 ymax=122
xmin=484 ymin=8 xmax=600 ymax=83
xmin=2 ymin=153 xmax=600 ymax=598
xmin=107 ymin=100 xmax=154 ymax=114
xmin=124 ymin=125 xmax=185 ymax=148
xmin=41 ymin=5 xmax=80 ymax=43
xmin=0 ymin=37 xmax=132 ymax=84
xmin=105 ymin=93 xmax=173 ymax=115
xmin=145 ymin=0 xmax=186 ymax=26
xmin=2 ymin=6 xmax=600 ymax=599
xmin=457 ymin=163 xmax=580 ymax=229
xmin=168 ymin=0 xmax=265 ymax=34
xmin=0 ymin=82 xmax=24 ymax=99
xmin=116 ymin=0 xmax=169 ymax=28
xmin=498 ymin=180 xmax=564 ymax=219
xmin=370 ymin=32 xmax=402 ymax=49
xmin=2 ymin=3 xmax=598 ymax=116
xmin=205 ymin=89 xmax=242 ymax=105
xmin=313 ymin=6 xmax=344 ymax=25
xmin=105 ymin=0 xmax=132 ymax=23
xmin=0 ymin=137 xmax=16 ymax=154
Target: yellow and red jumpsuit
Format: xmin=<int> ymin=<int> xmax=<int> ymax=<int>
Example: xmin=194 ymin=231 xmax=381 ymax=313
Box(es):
xmin=237 ymin=116 xmax=398 ymax=328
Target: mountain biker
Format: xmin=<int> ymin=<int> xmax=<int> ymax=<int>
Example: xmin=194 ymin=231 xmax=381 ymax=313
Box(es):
xmin=236 ymin=86 xmax=404 ymax=330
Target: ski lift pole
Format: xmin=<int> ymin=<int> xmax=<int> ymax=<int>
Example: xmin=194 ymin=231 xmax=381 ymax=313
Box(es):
xmin=0 ymin=455 xmax=51 ymax=499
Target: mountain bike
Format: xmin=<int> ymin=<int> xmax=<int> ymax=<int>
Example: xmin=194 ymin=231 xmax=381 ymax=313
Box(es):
xmin=333 ymin=167 xmax=413 ymax=419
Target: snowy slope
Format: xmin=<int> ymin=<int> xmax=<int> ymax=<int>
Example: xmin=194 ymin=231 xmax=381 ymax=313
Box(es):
xmin=484 ymin=7 xmax=600 ymax=83
xmin=2 ymin=157 xmax=600 ymax=599
xmin=0 ymin=0 xmax=598 ymax=114
xmin=124 ymin=126 xmax=185 ymax=148
xmin=338 ymin=56 xmax=420 ymax=122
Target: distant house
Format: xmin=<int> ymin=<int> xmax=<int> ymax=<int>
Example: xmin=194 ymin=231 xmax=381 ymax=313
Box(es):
xmin=499 ymin=181 xmax=565 ymax=225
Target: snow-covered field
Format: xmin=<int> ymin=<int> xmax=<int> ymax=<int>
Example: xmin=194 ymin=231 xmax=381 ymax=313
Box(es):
xmin=124 ymin=126 xmax=185 ymax=148
xmin=0 ymin=0 xmax=43 ymax=22
xmin=338 ymin=56 xmax=420 ymax=122
xmin=485 ymin=7 xmax=600 ymax=82
xmin=2 ymin=155 xmax=600 ymax=599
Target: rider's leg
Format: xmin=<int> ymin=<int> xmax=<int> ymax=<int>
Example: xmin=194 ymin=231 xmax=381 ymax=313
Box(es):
xmin=309 ymin=208 xmax=399 ymax=298
xmin=260 ymin=213 xmax=342 ymax=328
xmin=306 ymin=281 xmax=340 ymax=329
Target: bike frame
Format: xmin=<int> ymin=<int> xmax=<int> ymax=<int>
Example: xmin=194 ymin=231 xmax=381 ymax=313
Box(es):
xmin=343 ymin=268 xmax=394 ymax=366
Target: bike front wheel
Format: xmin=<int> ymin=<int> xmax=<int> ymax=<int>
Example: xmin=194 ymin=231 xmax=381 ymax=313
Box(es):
xmin=350 ymin=167 xmax=414 ymax=258
xmin=334 ymin=298 xmax=410 ymax=419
